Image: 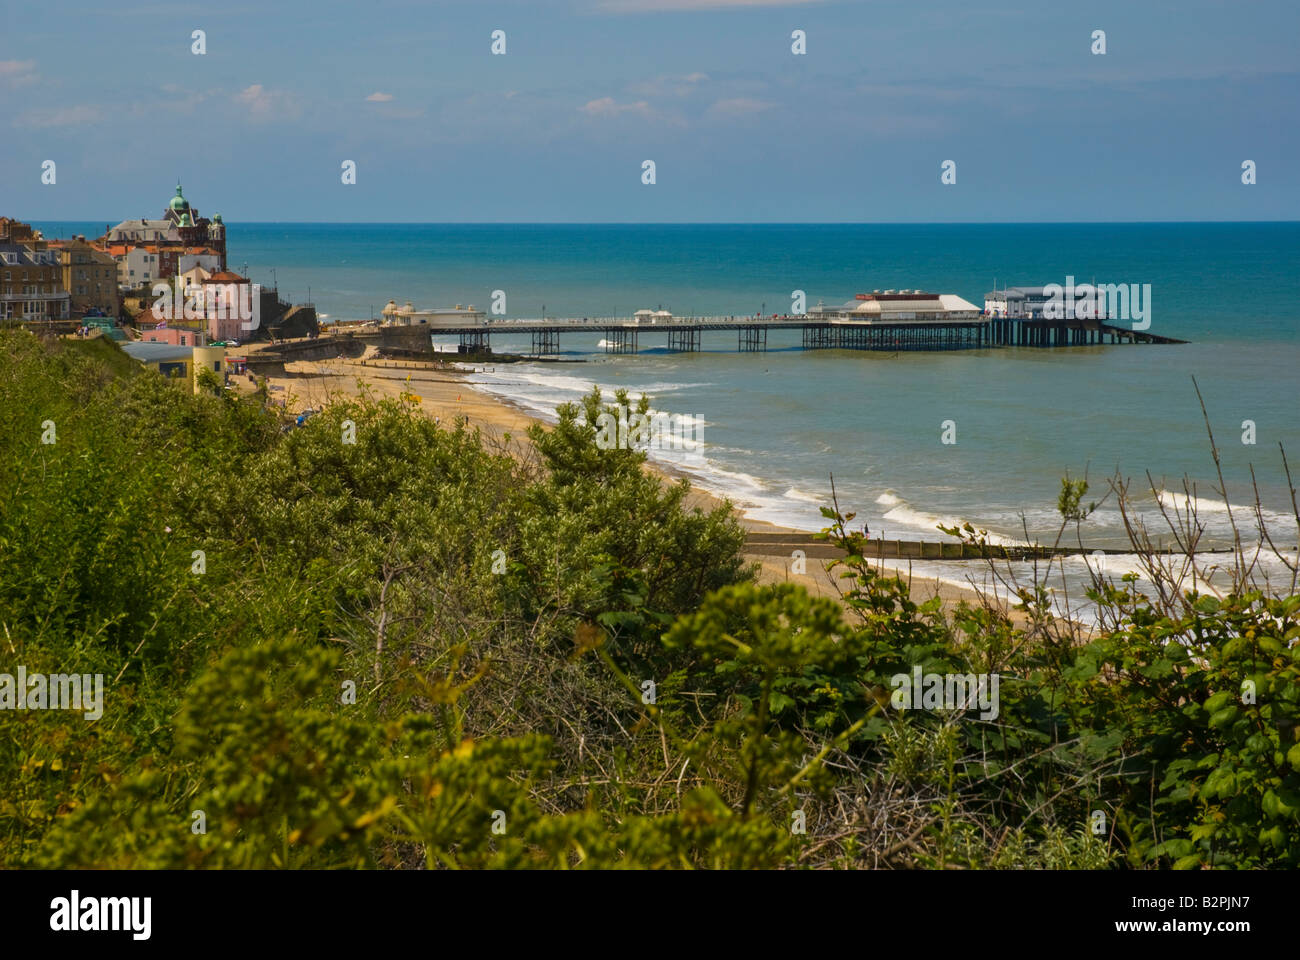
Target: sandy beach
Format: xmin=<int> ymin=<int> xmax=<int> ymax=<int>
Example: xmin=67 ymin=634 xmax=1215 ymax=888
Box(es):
xmin=244 ymin=350 xmax=1008 ymax=617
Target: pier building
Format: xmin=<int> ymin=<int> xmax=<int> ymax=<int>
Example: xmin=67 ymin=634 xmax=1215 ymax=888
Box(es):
xmin=983 ymin=285 xmax=1109 ymax=320
xmin=808 ymin=290 xmax=982 ymax=322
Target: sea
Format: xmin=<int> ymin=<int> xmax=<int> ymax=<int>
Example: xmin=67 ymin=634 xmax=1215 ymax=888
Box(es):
xmin=38 ymin=221 xmax=1300 ymax=614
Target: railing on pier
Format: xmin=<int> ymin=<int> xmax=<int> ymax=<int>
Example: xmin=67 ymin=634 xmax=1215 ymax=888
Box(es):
xmin=314 ymin=312 xmax=1183 ymax=355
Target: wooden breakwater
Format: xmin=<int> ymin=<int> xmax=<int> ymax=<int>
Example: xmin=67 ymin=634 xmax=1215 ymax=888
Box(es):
xmin=743 ymin=531 xmax=1230 ymax=562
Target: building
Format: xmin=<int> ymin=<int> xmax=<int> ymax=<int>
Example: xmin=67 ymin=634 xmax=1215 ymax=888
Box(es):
xmin=0 ymin=217 xmax=40 ymax=244
xmin=116 ymin=245 xmax=163 ymax=287
xmin=177 ymin=264 xmax=212 ymax=300
xmin=120 ymin=341 xmax=228 ymax=393
xmin=380 ymin=299 xmax=485 ymax=327
xmin=139 ymin=327 xmax=205 ymax=347
xmin=0 ymin=218 xmax=71 ymax=322
xmin=102 ymin=182 xmax=227 ymax=278
xmin=178 ymin=248 xmax=222 ymax=275
xmin=809 ymin=290 xmax=983 ymax=322
xmin=137 ymin=269 xmax=255 ymax=343
xmin=200 ymin=271 xmax=258 ymax=342
xmin=139 ymin=268 xmax=315 ymax=344
xmin=984 ymin=285 xmax=1111 ymax=320
xmin=52 ymin=237 xmax=120 ymax=318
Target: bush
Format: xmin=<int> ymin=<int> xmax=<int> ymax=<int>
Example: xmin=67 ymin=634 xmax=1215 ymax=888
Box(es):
xmin=3 ymin=330 xmax=1296 ymax=869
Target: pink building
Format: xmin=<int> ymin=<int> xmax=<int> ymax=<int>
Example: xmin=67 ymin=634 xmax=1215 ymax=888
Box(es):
xmin=200 ymin=270 xmax=256 ymax=342
xmin=140 ymin=326 xmax=203 ymax=346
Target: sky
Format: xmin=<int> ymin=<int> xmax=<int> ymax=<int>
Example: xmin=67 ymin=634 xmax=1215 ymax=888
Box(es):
xmin=2 ymin=0 xmax=1297 ymax=223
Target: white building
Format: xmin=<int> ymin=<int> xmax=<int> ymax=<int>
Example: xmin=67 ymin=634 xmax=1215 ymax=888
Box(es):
xmin=984 ymin=285 xmax=1111 ymax=320
xmin=380 ymin=298 xmax=485 ymax=327
xmin=176 ymin=264 xmax=212 ymax=300
xmin=178 ymin=251 xmax=222 ymax=275
xmin=809 ymin=290 xmax=982 ymax=322
xmin=117 ymin=246 xmax=161 ymax=287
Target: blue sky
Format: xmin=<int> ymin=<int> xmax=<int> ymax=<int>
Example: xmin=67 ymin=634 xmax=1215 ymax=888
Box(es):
xmin=3 ymin=0 xmax=1297 ymax=222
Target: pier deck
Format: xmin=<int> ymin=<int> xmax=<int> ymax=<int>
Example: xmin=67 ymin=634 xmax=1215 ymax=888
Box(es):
xmin=322 ymin=313 xmax=1186 ymax=356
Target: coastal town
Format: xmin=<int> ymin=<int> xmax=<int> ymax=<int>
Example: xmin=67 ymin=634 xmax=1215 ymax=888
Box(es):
xmin=2 ymin=183 xmax=318 ymax=393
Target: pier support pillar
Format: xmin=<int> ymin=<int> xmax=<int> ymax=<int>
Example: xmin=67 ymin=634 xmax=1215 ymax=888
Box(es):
xmin=459 ymin=330 xmax=490 ymax=353
xmin=667 ymin=326 xmax=701 ymax=352
xmin=801 ymin=324 xmax=832 ymax=349
xmin=603 ymin=327 xmax=637 ymax=354
xmin=531 ymin=329 xmax=559 ymax=354
xmin=739 ymin=325 xmax=767 ymax=351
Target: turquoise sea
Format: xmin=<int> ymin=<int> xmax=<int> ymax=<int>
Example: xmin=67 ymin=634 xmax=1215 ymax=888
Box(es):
xmin=37 ymin=221 xmax=1300 ymax=606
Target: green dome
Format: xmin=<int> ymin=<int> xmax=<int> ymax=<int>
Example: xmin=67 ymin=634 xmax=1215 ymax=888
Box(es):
xmin=169 ymin=183 xmax=189 ymax=212
xmin=179 ymin=212 xmax=194 ymax=227
xmin=212 ymin=213 xmax=223 ymax=224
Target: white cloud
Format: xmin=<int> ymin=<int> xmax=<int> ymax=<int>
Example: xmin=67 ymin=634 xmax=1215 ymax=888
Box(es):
xmin=15 ymin=105 xmax=102 ymax=128
xmin=0 ymin=59 xmax=38 ymax=86
xmin=707 ymin=97 xmax=775 ymax=116
xmin=579 ymin=96 xmax=653 ymax=118
xmin=629 ymin=72 xmax=710 ymax=97
xmin=237 ymin=83 xmax=272 ymax=115
xmin=365 ymin=91 xmax=394 ymax=102
xmin=234 ymin=84 xmax=298 ymax=121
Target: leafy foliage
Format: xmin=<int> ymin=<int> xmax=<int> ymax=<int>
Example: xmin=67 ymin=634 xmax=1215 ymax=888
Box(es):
xmin=2 ymin=330 xmax=1296 ymax=869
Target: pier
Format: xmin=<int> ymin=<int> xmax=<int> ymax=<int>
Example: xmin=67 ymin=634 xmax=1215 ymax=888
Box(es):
xmin=318 ymin=311 xmax=1185 ymax=357
xmin=436 ymin=315 xmax=997 ymax=353
xmin=437 ymin=314 xmax=1183 ymax=354
xmin=988 ymin=317 xmax=1185 ymax=347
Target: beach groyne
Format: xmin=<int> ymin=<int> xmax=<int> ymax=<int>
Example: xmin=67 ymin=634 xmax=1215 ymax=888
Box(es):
xmin=743 ymin=531 xmax=1228 ymax=561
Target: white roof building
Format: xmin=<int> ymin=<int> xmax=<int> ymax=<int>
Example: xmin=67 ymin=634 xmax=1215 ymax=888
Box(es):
xmin=811 ymin=291 xmax=982 ymax=322
xmin=381 ymin=298 xmax=485 ymax=327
